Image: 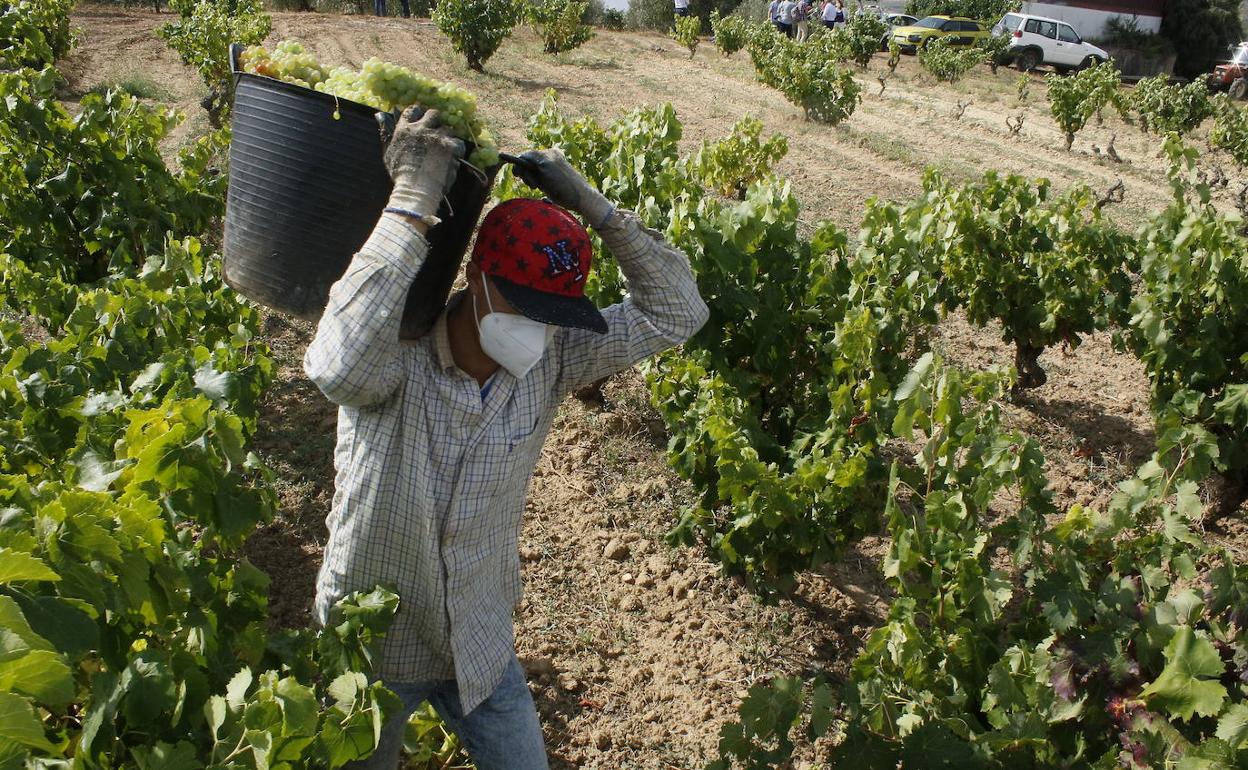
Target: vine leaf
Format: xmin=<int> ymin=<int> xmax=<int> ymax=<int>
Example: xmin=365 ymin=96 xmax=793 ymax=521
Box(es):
xmin=1139 ymin=626 xmax=1228 ymax=721
xmin=1215 ymin=703 xmax=1248 ymax=749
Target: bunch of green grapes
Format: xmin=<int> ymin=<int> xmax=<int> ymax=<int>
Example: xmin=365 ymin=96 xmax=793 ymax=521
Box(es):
xmin=238 ymin=41 xmax=326 ymax=88
xmin=239 ymin=44 xmax=499 ymax=168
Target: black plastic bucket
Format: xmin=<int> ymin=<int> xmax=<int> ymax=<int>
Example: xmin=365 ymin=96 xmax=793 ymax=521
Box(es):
xmin=223 ymin=44 xmax=498 ymax=340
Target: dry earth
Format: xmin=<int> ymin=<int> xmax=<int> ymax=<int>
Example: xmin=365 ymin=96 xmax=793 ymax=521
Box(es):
xmin=61 ymin=7 xmax=1248 ymax=767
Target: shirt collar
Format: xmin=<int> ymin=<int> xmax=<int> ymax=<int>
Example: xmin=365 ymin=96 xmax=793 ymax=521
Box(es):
xmin=433 ymin=290 xmax=466 ymax=373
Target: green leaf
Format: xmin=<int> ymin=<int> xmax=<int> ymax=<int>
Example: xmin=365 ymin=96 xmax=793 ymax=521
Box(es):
xmin=1140 ymin=626 xmax=1228 ymax=721
xmin=0 ymin=692 xmax=54 ymax=752
xmin=10 ymin=594 xmax=98 ymax=662
xmin=899 ymin=722 xmax=986 ymax=768
xmin=72 ymin=450 xmax=129 ymax=493
xmin=0 ymin=650 xmax=74 ymax=708
xmin=0 ymin=597 xmax=53 ymax=653
xmin=273 ymin=677 xmax=318 ymax=737
xmin=1215 ymin=703 xmax=1248 ymax=749
xmin=131 ymin=740 xmax=204 ymax=770
xmin=894 ymin=351 xmax=934 ymax=404
xmin=0 ymin=550 xmax=59 ymax=584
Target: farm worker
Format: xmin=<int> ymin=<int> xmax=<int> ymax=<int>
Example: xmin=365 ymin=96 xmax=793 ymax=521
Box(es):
xmin=834 ymin=0 xmax=846 ymax=25
xmin=794 ymin=0 xmax=811 ymax=41
xmin=303 ymin=109 xmax=708 ymax=770
xmin=374 ymin=0 xmax=410 ymax=17
xmin=769 ymin=0 xmax=782 ymax=31
xmin=820 ymin=0 xmax=837 ymax=28
xmin=674 ymin=0 xmax=689 ymax=18
xmin=778 ymin=0 xmax=796 ymax=37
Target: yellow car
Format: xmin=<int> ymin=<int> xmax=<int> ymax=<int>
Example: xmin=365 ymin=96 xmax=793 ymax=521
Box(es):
xmin=889 ymin=16 xmax=991 ymax=53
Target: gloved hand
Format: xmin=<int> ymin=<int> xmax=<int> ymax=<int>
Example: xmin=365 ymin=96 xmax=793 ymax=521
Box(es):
xmin=383 ymin=108 xmax=466 ymax=225
xmin=512 ymin=148 xmax=615 ymax=228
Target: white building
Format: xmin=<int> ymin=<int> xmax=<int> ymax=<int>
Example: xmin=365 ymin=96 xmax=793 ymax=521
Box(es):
xmin=1019 ymin=0 xmax=1163 ymax=38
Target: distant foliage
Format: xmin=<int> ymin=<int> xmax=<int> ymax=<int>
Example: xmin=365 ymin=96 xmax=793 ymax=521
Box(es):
xmin=1098 ymin=14 xmax=1173 ymax=58
xmin=1159 ymin=0 xmax=1243 ymax=80
xmin=843 ymin=8 xmax=887 ymax=68
xmin=1129 ymin=75 xmax=1215 ymax=134
xmin=433 ymin=0 xmax=517 ymax=71
xmin=599 ymin=6 xmax=624 ymax=27
xmin=918 ymin=35 xmax=981 ymax=82
xmin=525 ymin=0 xmax=594 ymax=54
xmin=710 ymin=9 xmax=748 ymax=56
xmin=0 ymin=0 xmax=75 ymax=68
xmin=905 ymin=0 xmax=1017 ymax=24
xmin=673 ymin=13 xmax=700 ymax=57
xmin=158 ymin=0 xmax=271 ymax=126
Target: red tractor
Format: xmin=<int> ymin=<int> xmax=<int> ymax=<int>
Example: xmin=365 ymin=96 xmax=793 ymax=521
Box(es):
xmin=1209 ymin=41 xmax=1248 ymax=100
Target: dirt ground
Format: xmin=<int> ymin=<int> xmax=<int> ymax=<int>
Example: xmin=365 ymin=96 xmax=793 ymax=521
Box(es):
xmin=61 ymin=7 xmax=1248 ymax=767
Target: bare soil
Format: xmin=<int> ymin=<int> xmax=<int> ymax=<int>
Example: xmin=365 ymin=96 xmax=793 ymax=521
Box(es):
xmin=62 ymin=7 xmax=1248 ymax=767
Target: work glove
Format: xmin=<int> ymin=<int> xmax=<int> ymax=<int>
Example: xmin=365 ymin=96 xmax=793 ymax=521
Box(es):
xmin=383 ymin=108 xmax=466 ymax=225
xmin=511 ymin=148 xmax=615 ymax=228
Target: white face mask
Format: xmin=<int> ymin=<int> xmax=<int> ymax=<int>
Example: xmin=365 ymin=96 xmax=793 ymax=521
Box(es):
xmin=473 ymin=275 xmax=554 ymax=379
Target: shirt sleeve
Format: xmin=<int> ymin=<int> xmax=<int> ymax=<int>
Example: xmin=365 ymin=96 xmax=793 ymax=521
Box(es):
xmin=303 ymin=214 xmax=426 ymax=408
xmin=552 ymin=209 xmax=709 ymax=396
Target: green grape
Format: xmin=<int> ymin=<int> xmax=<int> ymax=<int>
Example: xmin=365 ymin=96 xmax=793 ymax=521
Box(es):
xmin=239 ymin=42 xmax=500 ymax=168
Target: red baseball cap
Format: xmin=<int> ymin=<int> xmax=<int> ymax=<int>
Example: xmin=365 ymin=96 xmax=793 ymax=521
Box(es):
xmin=471 ymin=198 xmax=608 ymax=334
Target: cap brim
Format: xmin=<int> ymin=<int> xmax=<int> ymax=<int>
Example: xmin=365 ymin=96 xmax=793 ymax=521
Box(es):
xmin=489 ymin=274 xmax=609 ymax=334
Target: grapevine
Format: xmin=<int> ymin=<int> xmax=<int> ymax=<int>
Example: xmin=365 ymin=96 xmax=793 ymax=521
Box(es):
xmin=918 ymin=35 xmax=981 ymax=83
xmin=709 ymin=10 xmax=748 ymax=57
xmin=1129 ymin=74 xmax=1214 ymax=134
xmin=239 ymin=42 xmax=500 ymax=168
xmin=524 ymin=0 xmax=593 ymax=54
xmin=1211 ymin=94 xmax=1248 ymax=166
xmin=1 ymin=3 xmax=426 ymax=764
xmin=673 ymin=14 xmax=700 ymax=59
xmin=1046 ymin=59 xmax=1123 ymax=150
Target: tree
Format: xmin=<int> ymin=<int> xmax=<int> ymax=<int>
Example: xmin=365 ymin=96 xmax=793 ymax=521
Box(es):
xmin=1160 ymin=0 xmax=1244 ymax=80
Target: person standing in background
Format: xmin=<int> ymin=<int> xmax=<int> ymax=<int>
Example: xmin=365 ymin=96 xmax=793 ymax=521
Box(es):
xmin=834 ymin=0 xmax=846 ymax=26
xmin=794 ymin=0 xmax=811 ymax=41
xmin=777 ymin=0 xmax=796 ymax=37
xmin=820 ymin=0 xmax=837 ymax=29
xmin=769 ymin=0 xmax=782 ymax=32
xmin=374 ymin=0 xmax=411 ymax=18
xmin=674 ymin=0 xmax=690 ymax=19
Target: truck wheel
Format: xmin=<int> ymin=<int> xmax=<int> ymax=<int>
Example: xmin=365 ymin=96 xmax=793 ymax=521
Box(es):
xmin=1015 ymin=48 xmax=1040 ymax=72
xmin=1231 ymin=78 xmax=1248 ymax=100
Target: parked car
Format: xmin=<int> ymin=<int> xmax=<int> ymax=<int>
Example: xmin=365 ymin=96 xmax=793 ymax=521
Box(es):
xmin=878 ymin=12 xmax=918 ymax=50
xmin=889 ymin=16 xmax=991 ymax=54
xmin=1208 ymin=41 xmax=1247 ymax=99
xmin=994 ymin=12 xmax=1110 ymax=72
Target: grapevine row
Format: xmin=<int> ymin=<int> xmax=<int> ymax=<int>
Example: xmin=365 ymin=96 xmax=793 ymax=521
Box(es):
xmin=1 ymin=2 xmax=407 ymax=766
xmin=493 ymin=93 xmax=1248 ymax=767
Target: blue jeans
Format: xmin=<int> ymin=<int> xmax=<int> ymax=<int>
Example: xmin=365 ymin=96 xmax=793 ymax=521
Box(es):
xmin=347 ymin=656 xmax=549 ymax=770
xmin=374 ymin=0 xmax=385 ymax=14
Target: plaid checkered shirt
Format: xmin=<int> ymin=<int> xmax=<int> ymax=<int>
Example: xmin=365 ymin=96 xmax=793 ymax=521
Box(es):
xmin=303 ymin=209 xmax=708 ymax=714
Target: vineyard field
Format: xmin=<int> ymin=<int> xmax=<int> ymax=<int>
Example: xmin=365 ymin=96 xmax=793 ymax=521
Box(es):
xmin=38 ymin=5 xmax=1248 ymax=767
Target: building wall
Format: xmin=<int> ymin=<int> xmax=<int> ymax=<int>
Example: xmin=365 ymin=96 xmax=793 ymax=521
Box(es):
xmin=1020 ymin=0 xmax=1161 ymax=37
